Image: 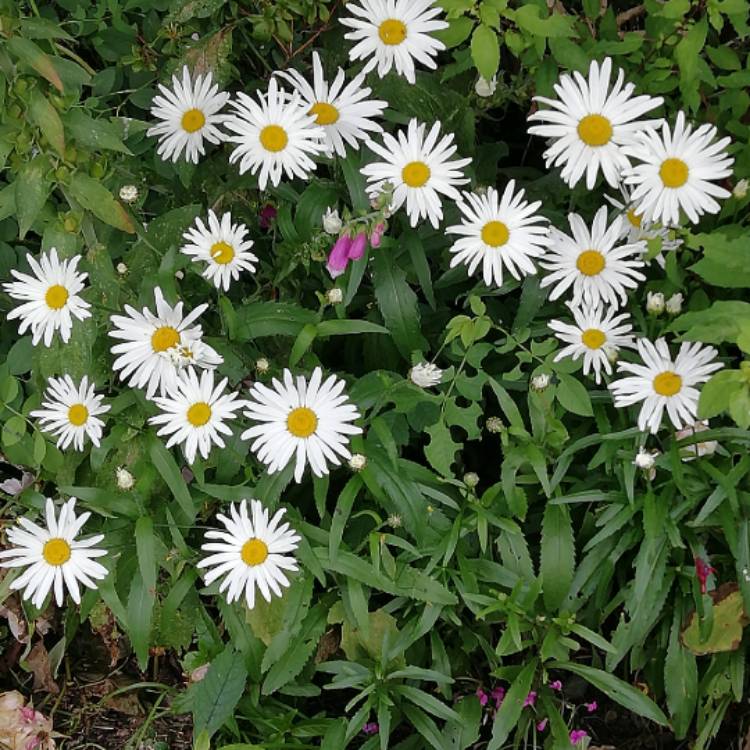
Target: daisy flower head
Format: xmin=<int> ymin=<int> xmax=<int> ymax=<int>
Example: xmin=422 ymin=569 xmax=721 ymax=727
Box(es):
xmin=224 ymin=77 xmax=327 ymax=190
xmin=241 ymin=367 xmax=363 ymax=483
xmin=276 ymin=51 xmax=388 ymax=158
xmin=180 ymin=210 xmax=258 ymax=291
xmin=622 ymin=111 xmax=734 ymax=226
xmin=609 ymin=338 xmax=723 ymax=433
xmin=361 ymin=118 xmax=471 ymax=228
xmin=108 ymin=286 xmax=222 ymax=399
xmin=197 ymin=498 xmax=300 ymax=610
xmin=527 ymin=57 xmax=663 ymax=189
xmin=446 ymin=182 xmax=551 ymax=287
xmin=147 ymin=66 xmax=230 ymax=163
xmin=548 ymin=303 xmax=635 ymax=384
xmin=30 ymin=375 xmax=110 ymax=451
xmin=540 ymin=206 xmax=646 ymax=308
xmin=0 ymin=497 xmax=108 ymax=608
xmin=3 ymin=247 xmax=91 ymax=347
xmin=340 ymin=0 xmax=448 ymax=85
xmin=149 ymin=369 xmax=246 ymax=465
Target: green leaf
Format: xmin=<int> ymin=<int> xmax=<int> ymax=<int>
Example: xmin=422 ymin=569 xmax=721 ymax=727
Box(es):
xmin=289 ymin=322 xmax=318 ymax=367
xmin=2 ymin=415 xmax=26 ymax=447
xmin=340 ymin=150 xmax=370 ymax=212
xmin=435 ymin=17 xmax=475 ymax=48
xmin=487 ymin=659 xmax=537 ymax=749
xmin=234 ymin=302 xmax=317 ymax=341
xmin=396 ymin=684 xmax=461 ymax=723
xmin=28 ymin=89 xmax=65 ymax=156
xmin=698 ymin=370 xmax=745 ymax=419
xmin=329 ymin=476 xmax=363 ymax=563
xmin=553 ymin=662 xmax=669 ymax=725
xmin=7 ymin=37 xmax=64 ymax=92
xmin=316 ymin=319 xmax=389 ymax=336
xmin=511 ymin=4 xmax=575 ymax=37
xmin=671 ymin=301 xmax=750 ymax=344
xmin=675 ymin=17 xmax=708 ymax=111
xmin=665 ymin=608 xmax=698 ymax=738
xmin=541 ymin=503 xmax=575 ymax=611
xmin=63 ymin=109 xmax=132 ymax=154
xmin=373 ymin=247 xmax=428 ymax=360
xmin=16 ymin=156 xmax=51 ymax=239
xmin=68 ymin=173 xmax=136 ymax=234
xmin=126 ymin=570 xmax=154 ymax=671
xmin=135 ymin=516 xmax=157 ymax=593
xmin=470 ymin=24 xmax=500 ymax=79
xmin=193 ymin=646 xmax=248 ymax=738
xmin=147 ymin=434 xmax=195 ymax=522
xmin=424 ymin=420 xmax=460 ymax=477
xmin=556 ymin=374 xmax=593 ymax=417
xmin=681 ymin=586 xmax=749 ymax=655
xmin=690 ymin=233 xmax=750 ymax=288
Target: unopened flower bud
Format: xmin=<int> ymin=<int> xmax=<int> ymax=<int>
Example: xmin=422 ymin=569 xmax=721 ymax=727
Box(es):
xmin=485 ymin=416 xmax=504 ymax=433
xmin=255 ymin=357 xmax=269 ymax=374
xmin=733 ymin=178 xmax=748 ymax=199
xmin=463 ymin=472 xmax=479 ymax=489
xmin=119 ymin=185 xmax=139 ymax=204
xmin=475 ymin=75 xmax=497 ymax=97
xmin=116 ymin=466 xmax=135 ymax=491
xmin=665 ymin=292 xmax=683 ymax=315
xmin=322 ymin=207 xmax=342 ymax=235
xmin=646 ymin=291 xmax=665 ymax=315
xmin=530 ymin=373 xmax=550 ymax=392
xmin=326 ymin=287 xmax=343 ymax=304
xmin=349 ymin=453 xmax=367 ymax=471
xmin=116 ymin=262 xmax=128 ymax=275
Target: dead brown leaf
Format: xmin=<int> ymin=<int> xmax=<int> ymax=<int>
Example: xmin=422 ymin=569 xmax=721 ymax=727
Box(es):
xmin=0 ymin=594 xmax=28 ymax=643
xmin=25 ymin=641 xmax=60 ymax=695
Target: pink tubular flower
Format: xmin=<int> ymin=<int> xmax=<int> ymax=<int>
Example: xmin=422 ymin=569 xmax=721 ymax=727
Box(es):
xmin=492 ymin=686 xmax=505 ymax=708
xmin=349 ymin=232 xmax=367 ymax=260
xmin=570 ymin=729 xmax=589 ymax=745
xmin=584 ymin=701 xmax=597 ymax=713
xmin=694 ymin=556 xmax=717 ymax=594
xmin=476 ymin=687 xmax=489 ymax=706
xmin=537 ymin=718 xmax=549 ymax=732
xmin=370 ymin=222 xmax=385 ymax=248
xmin=523 ymin=691 xmax=537 ymax=708
xmin=549 ymin=679 xmax=563 ymax=691
xmin=327 ymin=235 xmax=354 ymax=278
xmin=362 ymin=721 xmax=379 ymax=735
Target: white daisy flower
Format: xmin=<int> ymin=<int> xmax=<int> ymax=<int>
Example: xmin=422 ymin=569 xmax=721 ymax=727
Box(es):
xmin=180 ymin=210 xmax=258 ymax=291
xmin=224 ymin=77 xmax=327 ymax=190
xmin=0 ymin=497 xmax=108 ymax=608
xmin=276 ymin=51 xmax=388 ymax=158
xmin=108 ymin=286 xmax=222 ymax=399
xmin=409 ymin=362 xmax=443 ymax=388
xmin=548 ymin=303 xmax=635 ymax=384
xmin=527 ymin=57 xmax=663 ymax=189
xmin=340 ymin=0 xmax=448 ymax=85
xmin=608 ymin=338 xmax=723 ymax=434
xmin=147 ymin=66 xmax=230 ymax=164
xmin=197 ymin=498 xmax=300 ymax=610
xmin=241 ymin=367 xmax=362 ymax=483
xmin=30 ymin=375 xmax=110 ymax=451
xmin=605 ymin=185 xmax=683 ymax=268
xmin=149 ymin=369 xmax=246 ymax=465
xmin=540 ymin=206 xmax=646 ymax=308
xmin=3 ymin=248 xmax=91 ymax=347
xmin=446 ymin=182 xmax=551 ymax=287
xmin=361 ymin=118 xmax=471 ymax=228
xmin=622 ymin=111 xmax=734 ymax=225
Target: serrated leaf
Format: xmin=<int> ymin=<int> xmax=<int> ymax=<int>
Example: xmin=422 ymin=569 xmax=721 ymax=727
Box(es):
xmin=541 ymin=503 xmax=575 ymax=611
xmin=665 ymin=608 xmax=697 ymax=738
xmin=193 ymin=646 xmax=248 ymax=738
xmin=487 ymin=659 xmax=537 ymax=750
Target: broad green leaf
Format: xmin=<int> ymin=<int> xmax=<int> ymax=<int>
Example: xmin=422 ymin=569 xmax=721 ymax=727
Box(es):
xmin=193 ymin=646 xmax=248 ymax=738
xmin=690 ymin=233 xmax=750 ymax=288
xmin=28 ymin=89 xmax=65 ymax=156
xmin=470 ymin=24 xmax=500 ymax=80
xmin=435 ymin=17 xmax=475 ymax=48
xmin=424 ymin=420 xmax=460 ymax=477
xmin=316 ymin=319 xmax=389 ymax=337
xmin=68 ymin=173 xmax=136 ymax=234
xmin=556 ymin=374 xmax=593 ymax=417
xmin=698 ymin=370 xmax=745 ymax=419
xmin=675 ymin=17 xmax=708 ymax=111
xmin=63 ymin=109 xmax=132 ymax=154
xmin=234 ymin=302 xmax=317 ymax=340
xmin=487 ymin=659 xmax=537 ymax=749
xmin=7 ymin=37 xmax=64 ymax=91
xmin=2 ymin=415 xmax=26 ymax=447
xmin=16 ymin=156 xmax=51 ymax=239
xmin=511 ymin=4 xmax=575 ymax=37
xmin=671 ymin=301 xmax=750 ymax=344
xmin=541 ymin=503 xmax=575 ymax=611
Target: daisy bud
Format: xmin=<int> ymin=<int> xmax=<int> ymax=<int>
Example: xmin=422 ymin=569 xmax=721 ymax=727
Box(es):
xmin=409 ymin=362 xmax=443 ymax=388
xmin=119 ymin=184 xmax=139 ymax=204
xmin=175 ymin=270 xmax=185 ymax=280
xmin=116 ymin=262 xmax=128 ymax=275
xmin=255 ymin=357 xmax=270 ymax=374
xmin=322 ymin=207 xmax=342 ymax=235
xmin=646 ymin=291 xmax=665 ymax=315
xmin=115 ymin=466 xmax=135 ymax=491
xmin=530 ymin=373 xmax=550 ymax=392
xmin=734 ymin=178 xmax=748 ymax=199
xmin=665 ymin=292 xmax=684 ymax=315
xmin=326 ymin=287 xmax=343 ymax=305
xmin=485 ymin=416 xmax=504 ymax=433
xmin=348 ymin=453 xmax=367 ymax=472
xmin=327 ymin=235 xmax=353 ymax=278
xmin=463 ymin=472 xmax=479 ymax=489
xmin=475 ymin=75 xmax=497 ymax=98
xmin=634 ymin=448 xmax=659 ymax=480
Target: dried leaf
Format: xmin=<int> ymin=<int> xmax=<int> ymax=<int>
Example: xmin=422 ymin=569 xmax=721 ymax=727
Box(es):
xmin=25 ymin=641 xmax=60 ymax=695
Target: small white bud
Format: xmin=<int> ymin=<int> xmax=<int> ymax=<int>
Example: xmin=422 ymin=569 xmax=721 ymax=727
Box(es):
xmin=530 ymin=373 xmax=550 ymax=392
xmin=463 ymin=472 xmax=480 ymax=489
xmin=191 ymin=32 xmax=200 ymax=41
xmin=733 ymin=178 xmax=748 ymax=199
xmin=175 ymin=270 xmax=185 ymax=280
xmin=322 ymin=207 xmax=342 ymax=235
xmin=634 ymin=448 xmax=659 ymax=480
xmin=475 ymin=75 xmax=497 ymax=98
xmin=485 ymin=416 xmax=504 ymax=433
xmin=387 ymin=513 xmax=402 ymax=528
xmin=646 ymin=291 xmax=665 ymax=315
xmin=326 ymin=288 xmax=343 ymax=304
xmin=409 ymin=362 xmax=443 ymax=388
xmin=665 ymin=292 xmax=684 ymax=315
xmin=255 ymin=357 xmax=270 ymax=374
xmin=119 ymin=185 xmax=139 ymax=204
xmin=116 ymin=466 xmax=135 ymax=491
xmin=348 ymin=453 xmax=367 ymax=472
xmin=116 ymin=262 xmax=128 ymax=275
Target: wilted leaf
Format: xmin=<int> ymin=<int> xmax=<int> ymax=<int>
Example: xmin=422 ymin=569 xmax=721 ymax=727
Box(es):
xmin=681 ymin=583 xmax=749 ymax=655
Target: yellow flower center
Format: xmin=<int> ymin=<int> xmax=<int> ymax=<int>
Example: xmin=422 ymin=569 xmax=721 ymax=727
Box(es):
xmin=402 ymin=161 xmax=431 ymax=188
xmin=653 ymin=371 xmax=682 ymax=397
xmin=260 ymin=125 xmax=289 ymax=153
xmin=68 ymin=403 xmax=89 ymax=426
xmin=210 ymin=241 xmax=235 ymax=265
xmin=581 ymin=328 xmax=606 ymax=350
xmin=45 ymin=284 xmax=69 ymax=310
xmin=577 ymin=114 xmax=613 ymax=147
xmin=181 ymin=108 xmax=206 ymax=133
xmin=626 ymin=208 xmax=642 ymax=228
xmin=309 ymin=102 xmax=340 ymax=125
xmin=241 ymin=538 xmax=269 ymax=566
xmin=187 ymin=402 xmax=212 ymax=427
xmin=287 ymin=406 xmax=318 ymax=438
xmin=659 ymin=158 xmax=689 ymax=188
xmin=481 ymin=220 xmax=510 ymax=248
xmin=151 ymin=326 xmax=180 ymax=353
xmin=378 ymin=18 xmax=407 ymax=45
xmin=576 ymin=249 xmax=606 ymax=276
xmin=43 ymin=538 xmax=71 ymax=566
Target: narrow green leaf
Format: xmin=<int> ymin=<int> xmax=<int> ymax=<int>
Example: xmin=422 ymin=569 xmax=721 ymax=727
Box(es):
xmin=7 ymin=37 xmax=64 ymax=92
xmin=541 ymin=503 xmax=575 ymax=611
xmin=135 ymin=516 xmax=157 ymax=593
xmin=329 ymin=475 xmax=363 ymax=563
xmin=488 ymin=659 xmax=537 ymax=749
xmin=193 ymin=646 xmax=248 ymax=738
xmin=15 ymin=156 xmax=51 ymax=239
xmin=68 ymin=173 xmax=136 ymax=234
xmin=126 ymin=570 xmax=154 ymax=671
xmin=148 ymin=434 xmax=195 ymax=522
xmin=28 ymin=89 xmax=65 ymax=156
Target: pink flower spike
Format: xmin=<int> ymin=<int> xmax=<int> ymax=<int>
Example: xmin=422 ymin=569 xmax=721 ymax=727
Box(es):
xmin=492 ymin=686 xmax=505 ymax=708
xmin=570 ymin=729 xmax=589 ymax=745
xmin=585 ymin=700 xmax=598 ymax=713
xmin=694 ymin=556 xmax=717 ymax=595
xmin=537 ymin=718 xmax=549 ymax=732
xmin=549 ymin=679 xmax=563 ymax=691
xmin=348 ymin=232 xmax=368 ymax=261
xmin=370 ymin=222 xmax=385 ymax=248
xmin=523 ymin=690 xmax=537 ymax=707
xmin=475 ymin=687 xmax=489 ymax=706
xmin=327 ymin=235 xmax=354 ymax=278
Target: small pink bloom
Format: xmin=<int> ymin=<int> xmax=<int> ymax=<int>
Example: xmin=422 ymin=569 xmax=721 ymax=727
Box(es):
xmin=348 ymin=232 xmax=367 ymax=260
xmin=491 ymin=685 xmax=505 ymax=708
xmin=536 ymin=718 xmax=549 ymax=732
xmin=327 ymin=235 xmax=353 ymax=278
xmin=259 ymin=204 xmax=277 ymax=229
xmin=523 ymin=690 xmax=537 ymax=707
xmin=584 ymin=701 xmax=597 ymax=712
xmin=570 ymin=729 xmax=589 ymax=745
xmin=19 ymin=706 xmax=36 ymax=723
xmin=694 ymin=556 xmax=717 ymax=595
xmin=370 ymin=222 xmax=385 ymax=248
xmin=362 ymin=721 xmax=379 ymax=735
xmin=476 ymin=687 xmax=489 ymax=706
xmin=549 ymin=679 xmax=563 ymax=691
